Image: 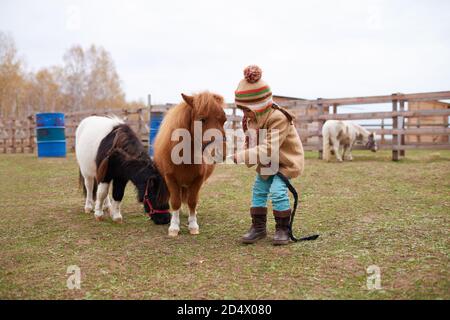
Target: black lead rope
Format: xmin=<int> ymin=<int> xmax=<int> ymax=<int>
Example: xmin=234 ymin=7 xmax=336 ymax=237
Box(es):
xmin=276 ymin=172 xmax=319 ymax=242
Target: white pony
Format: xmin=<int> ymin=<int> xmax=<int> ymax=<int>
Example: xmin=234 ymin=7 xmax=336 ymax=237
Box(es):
xmin=76 ymin=116 xmax=121 ymax=216
xmin=322 ymin=120 xmax=378 ymax=162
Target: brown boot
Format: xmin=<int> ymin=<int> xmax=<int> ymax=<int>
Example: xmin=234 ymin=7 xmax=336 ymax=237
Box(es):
xmin=273 ymin=209 xmax=291 ymax=245
xmin=241 ymin=207 xmax=267 ymax=244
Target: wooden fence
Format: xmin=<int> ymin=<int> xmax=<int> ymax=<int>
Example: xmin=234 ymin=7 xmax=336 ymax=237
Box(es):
xmin=0 ymin=104 xmax=243 ymax=154
xmin=1 ymin=90 xmax=449 ymax=161
xmin=0 ymin=116 xmax=35 ymax=153
xmin=282 ymin=91 xmax=450 ymax=160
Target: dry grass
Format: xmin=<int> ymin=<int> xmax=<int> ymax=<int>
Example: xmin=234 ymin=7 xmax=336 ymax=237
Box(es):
xmin=0 ymin=150 xmax=449 ymax=299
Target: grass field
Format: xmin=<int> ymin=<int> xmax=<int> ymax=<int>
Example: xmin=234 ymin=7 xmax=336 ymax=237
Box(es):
xmin=0 ymin=150 xmax=449 ymax=299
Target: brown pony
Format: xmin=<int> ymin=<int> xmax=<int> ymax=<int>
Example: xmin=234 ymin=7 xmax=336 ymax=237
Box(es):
xmin=153 ymin=92 xmax=227 ymax=236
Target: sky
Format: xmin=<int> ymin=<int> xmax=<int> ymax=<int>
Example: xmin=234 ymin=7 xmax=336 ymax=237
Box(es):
xmin=1 ymin=0 xmax=449 ymax=105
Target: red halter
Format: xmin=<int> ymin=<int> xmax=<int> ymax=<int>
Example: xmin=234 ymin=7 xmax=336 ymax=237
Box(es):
xmin=144 ymin=181 xmax=170 ymax=217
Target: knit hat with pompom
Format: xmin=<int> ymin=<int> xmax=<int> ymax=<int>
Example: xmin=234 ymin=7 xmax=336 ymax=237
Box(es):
xmin=235 ymin=65 xmax=273 ymax=112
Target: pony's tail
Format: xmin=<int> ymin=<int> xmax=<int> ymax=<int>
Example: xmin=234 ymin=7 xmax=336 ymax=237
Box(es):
xmin=92 ymin=180 xmax=97 ymax=201
xmin=79 ymin=169 xmax=86 ymax=196
xmin=79 ymin=169 xmax=97 ymax=201
xmin=322 ymin=131 xmax=331 ymax=162
xmin=96 ymin=157 xmax=109 ymax=183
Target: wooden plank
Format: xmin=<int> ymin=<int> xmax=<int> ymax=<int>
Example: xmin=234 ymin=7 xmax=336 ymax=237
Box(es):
xmin=66 ymin=107 xmax=146 ymax=117
xmin=373 ymin=128 xmax=450 ymax=135
xmin=297 ymin=129 xmax=321 ymax=137
xmin=392 ymin=144 xmax=450 ymax=150
xmin=303 ymin=143 xmax=450 ymax=152
xmin=296 ymin=109 xmax=450 ymax=122
xmin=281 ymin=91 xmax=450 ymax=108
xmin=350 ymin=144 xmax=450 ymax=150
xmin=302 ymin=145 xmax=320 ymax=151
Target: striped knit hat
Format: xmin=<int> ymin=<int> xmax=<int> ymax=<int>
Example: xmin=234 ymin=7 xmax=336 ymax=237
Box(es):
xmin=235 ymin=65 xmax=273 ymax=113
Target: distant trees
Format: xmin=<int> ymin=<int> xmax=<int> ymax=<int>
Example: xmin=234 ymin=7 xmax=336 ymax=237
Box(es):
xmin=0 ymin=31 xmax=132 ymax=118
xmin=0 ymin=32 xmax=23 ymax=118
xmin=62 ymin=45 xmax=125 ymax=111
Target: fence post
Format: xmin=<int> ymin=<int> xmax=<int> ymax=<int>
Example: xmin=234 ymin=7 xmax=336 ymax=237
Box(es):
xmin=19 ymin=121 xmax=24 ymax=153
xmin=317 ymin=98 xmax=324 ymax=159
xmin=399 ymin=100 xmax=406 ymax=157
xmin=232 ymin=104 xmax=237 ymax=130
xmin=71 ymin=116 xmax=76 ymax=152
xmin=148 ymin=94 xmax=152 ymax=153
xmin=30 ymin=115 xmax=37 ymax=153
xmin=332 ymin=103 xmax=338 ymax=114
xmin=392 ymin=94 xmax=400 ymax=161
xmin=0 ymin=119 xmax=4 ymax=153
xmin=137 ymin=108 xmax=143 ymax=136
xmin=417 ymin=118 xmax=421 ymax=143
xmin=28 ymin=120 xmax=32 ymax=153
xmin=11 ymin=119 xmax=16 ymax=154
xmin=231 ymin=104 xmax=238 ymax=155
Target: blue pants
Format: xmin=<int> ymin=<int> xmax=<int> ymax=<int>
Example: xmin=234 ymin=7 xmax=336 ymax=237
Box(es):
xmin=251 ymin=174 xmax=291 ymax=211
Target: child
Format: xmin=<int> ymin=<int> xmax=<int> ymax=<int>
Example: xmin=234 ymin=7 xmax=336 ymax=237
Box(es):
xmin=233 ymin=65 xmax=305 ymax=245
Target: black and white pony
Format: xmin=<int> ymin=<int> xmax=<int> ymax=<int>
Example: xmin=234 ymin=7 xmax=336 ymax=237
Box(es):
xmin=75 ymin=116 xmax=170 ymax=224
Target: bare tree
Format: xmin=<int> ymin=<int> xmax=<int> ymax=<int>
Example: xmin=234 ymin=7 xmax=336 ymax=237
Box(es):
xmin=0 ymin=34 xmax=129 ymax=118
xmin=0 ymin=31 xmax=24 ymax=118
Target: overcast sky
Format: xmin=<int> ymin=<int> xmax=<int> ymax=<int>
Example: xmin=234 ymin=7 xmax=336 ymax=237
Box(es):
xmin=1 ymin=0 xmax=449 ymax=105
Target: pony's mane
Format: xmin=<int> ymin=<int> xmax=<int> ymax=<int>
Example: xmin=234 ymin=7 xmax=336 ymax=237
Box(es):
xmin=106 ymin=114 xmax=125 ymax=125
xmin=153 ymin=91 xmax=224 ymax=153
xmin=96 ymin=123 xmax=149 ymax=182
xmin=350 ymin=122 xmax=371 ymax=136
xmin=112 ymin=124 xmax=147 ymax=160
xmin=110 ymin=126 xmax=169 ymax=205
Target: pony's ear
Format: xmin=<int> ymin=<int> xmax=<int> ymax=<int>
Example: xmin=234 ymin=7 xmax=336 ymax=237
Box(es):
xmin=213 ymin=94 xmax=224 ymax=104
xmin=181 ymin=93 xmax=194 ymax=107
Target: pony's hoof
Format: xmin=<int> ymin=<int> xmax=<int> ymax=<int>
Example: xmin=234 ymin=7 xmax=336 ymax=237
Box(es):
xmin=112 ymin=217 xmax=123 ymax=224
xmin=168 ymin=229 xmax=179 ymax=237
xmin=189 ymin=228 xmax=200 ymax=235
xmin=95 ymin=215 xmax=105 ymax=222
xmin=84 ymin=207 xmax=93 ymax=214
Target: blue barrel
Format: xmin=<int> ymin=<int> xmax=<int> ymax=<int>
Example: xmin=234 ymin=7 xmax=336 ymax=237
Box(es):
xmin=149 ymin=112 xmax=164 ymax=157
xmin=36 ymin=113 xmax=66 ymax=157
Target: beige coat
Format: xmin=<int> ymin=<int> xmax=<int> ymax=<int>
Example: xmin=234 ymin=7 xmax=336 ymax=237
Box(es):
xmin=236 ymin=104 xmax=304 ymax=179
